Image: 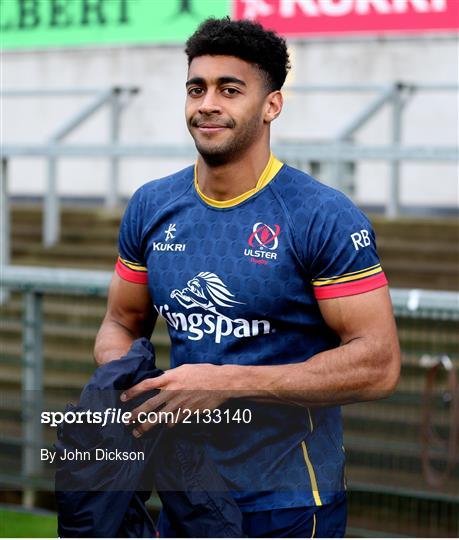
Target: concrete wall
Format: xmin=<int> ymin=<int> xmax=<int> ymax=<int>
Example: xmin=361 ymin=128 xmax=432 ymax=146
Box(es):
xmin=3 ymin=37 xmax=458 ymax=209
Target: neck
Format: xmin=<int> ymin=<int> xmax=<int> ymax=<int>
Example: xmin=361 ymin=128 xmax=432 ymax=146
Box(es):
xmin=196 ymin=144 xmax=271 ymax=202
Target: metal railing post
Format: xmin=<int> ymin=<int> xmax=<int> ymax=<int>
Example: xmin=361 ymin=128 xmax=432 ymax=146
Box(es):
xmin=387 ymin=84 xmax=403 ymax=218
xmin=0 ymin=158 xmax=10 ymax=304
xmin=107 ymin=88 xmax=121 ymax=209
xmin=43 ymin=87 xmax=126 ymax=245
xmin=22 ymin=290 xmax=44 ymax=507
xmin=332 ymin=84 xmax=399 ymax=196
xmin=44 ymin=155 xmax=60 ymax=248
xmin=336 ymin=84 xmax=398 ymax=141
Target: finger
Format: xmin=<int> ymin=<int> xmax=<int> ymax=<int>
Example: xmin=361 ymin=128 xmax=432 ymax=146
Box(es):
xmin=129 ymin=391 xmax=174 ymax=423
xmin=120 ymin=374 xmax=169 ymax=402
xmin=151 ymin=373 xmax=170 ymax=388
xmin=132 ymin=399 xmax=183 ymax=437
xmin=164 ymin=401 xmax=188 ymax=428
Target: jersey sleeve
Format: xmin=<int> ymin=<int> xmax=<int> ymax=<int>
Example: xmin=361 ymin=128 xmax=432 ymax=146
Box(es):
xmin=307 ymin=195 xmax=387 ymax=300
xmin=115 ymin=188 xmax=148 ymax=285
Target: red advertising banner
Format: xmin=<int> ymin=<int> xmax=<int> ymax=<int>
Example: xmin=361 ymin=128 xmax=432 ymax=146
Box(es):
xmin=233 ymin=0 xmax=459 ymax=36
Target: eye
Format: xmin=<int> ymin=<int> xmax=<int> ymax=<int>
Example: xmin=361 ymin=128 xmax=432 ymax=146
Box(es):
xmin=222 ymin=87 xmax=240 ymax=96
xmin=188 ymin=87 xmax=204 ymax=97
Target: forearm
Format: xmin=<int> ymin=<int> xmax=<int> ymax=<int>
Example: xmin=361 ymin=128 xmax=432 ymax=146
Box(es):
xmin=224 ymin=336 xmax=400 ymax=407
xmin=94 ymin=318 xmax=137 ymax=366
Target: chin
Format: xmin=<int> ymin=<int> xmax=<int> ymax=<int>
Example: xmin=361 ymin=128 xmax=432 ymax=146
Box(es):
xmin=197 ymin=150 xmax=231 ymax=166
xmin=194 ymin=141 xmax=232 ymax=161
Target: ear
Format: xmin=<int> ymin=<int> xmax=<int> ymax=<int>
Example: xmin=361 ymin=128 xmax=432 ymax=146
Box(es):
xmin=263 ymin=91 xmax=283 ymax=124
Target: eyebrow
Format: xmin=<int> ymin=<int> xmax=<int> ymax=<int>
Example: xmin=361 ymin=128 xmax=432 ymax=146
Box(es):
xmin=186 ymin=76 xmax=247 ymax=87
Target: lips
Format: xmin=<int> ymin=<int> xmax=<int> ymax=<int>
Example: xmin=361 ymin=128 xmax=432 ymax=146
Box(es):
xmin=196 ymin=123 xmax=228 ymax=135
xmin=190 ymin=116 xmax=234 ymax=136
xmin=196 ymin=123 xmax=229 ymax=132
xmin=198 ymin=123 xmax=227 ymax=128
xmin=191 ymin=116 xmax=233 ymax=128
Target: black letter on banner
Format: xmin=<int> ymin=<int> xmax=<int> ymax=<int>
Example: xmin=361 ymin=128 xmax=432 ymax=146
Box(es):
xmin=177 ymin=0 xmax=194 ymax=15
xmin=18 ymin=0 xmax=40 ymax=28
xmin=50 ymin=0 xmax=73 ymax=27
xmin=0 ymin=1 xmax=16 ymax=30
xmin=118 ymin=0 xmax=130 ymax=24
xmin=81 ymin=0 xmax=107 ymax=25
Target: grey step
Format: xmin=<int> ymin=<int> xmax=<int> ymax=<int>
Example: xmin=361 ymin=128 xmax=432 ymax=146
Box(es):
xmin=346 ymin=487 xmax=458 ymax=537
xmin=345 ymin=432 xmax=458 ymax=465
xmin=11 ymin=224 xmax=118 ymax=243
xmin=380 ymin=259 xmax=459 ymax=274
xmin=343 ymin=403 xmax=452 ymax=432
xmin=12 ymin=241 xmax=118 ymax=259
xmin=347 ymin=464 xmax=459 ymax=501
xmin=11 ymin=205 xmax=123 ymax=225
xmin=372 ymin=217 xmax=459 ymax=242
xmin=379 ymin=249 xmax=458 ymax=266
xmin=0 ymin=319 xmax=171 ymax=347
xmin=377 ymin=236 xmax=458 ymax=254
xmin=10 ymin=256 xmax=114 ymax=270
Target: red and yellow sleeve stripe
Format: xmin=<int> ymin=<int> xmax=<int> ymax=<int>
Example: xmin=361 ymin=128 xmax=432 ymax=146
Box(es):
xmin=115 ymin=256 xmax=148 ymax=284
xmin=312 ymin=263 xmax=388 ymax=300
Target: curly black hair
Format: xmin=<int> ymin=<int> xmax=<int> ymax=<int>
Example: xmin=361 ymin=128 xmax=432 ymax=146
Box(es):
xmin=185 ymin=17 xmax=290 ymax=92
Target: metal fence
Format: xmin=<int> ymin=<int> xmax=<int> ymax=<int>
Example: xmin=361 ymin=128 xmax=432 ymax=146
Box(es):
xmin=1 ymin=82 xmax=457 ymax=258
xmin=0 ymin=265 xmax=458 ymax=536
xmin=0 ymin=87 xmax=139 ymax=249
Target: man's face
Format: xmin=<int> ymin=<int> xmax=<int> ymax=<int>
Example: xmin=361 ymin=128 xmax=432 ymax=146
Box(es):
xmin=185 ymin=55 xmax=270 ymax=164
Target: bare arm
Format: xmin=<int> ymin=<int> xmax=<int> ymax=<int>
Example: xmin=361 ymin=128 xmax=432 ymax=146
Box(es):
xmin=94 ymin=273 xmax=155 ymax=366
xmin=224 ymin=286 xmax=401 ymax=406
xmin=122 ymin=286 xmax=401 ymax=425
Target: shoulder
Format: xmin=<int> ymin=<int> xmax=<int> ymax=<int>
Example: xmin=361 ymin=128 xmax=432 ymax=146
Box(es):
xmin=273 ymin=163 xmax=367 ymax=226
xmin=131 ymin=165 xmax=194 ymax=210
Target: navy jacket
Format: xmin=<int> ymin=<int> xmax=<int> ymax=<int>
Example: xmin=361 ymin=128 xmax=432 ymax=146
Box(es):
xmin=55 ymin=338 xmax=243 ymax=537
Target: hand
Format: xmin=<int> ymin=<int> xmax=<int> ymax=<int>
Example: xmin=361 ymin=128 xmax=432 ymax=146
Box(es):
xmin=120 ymin=363 xmax=233 ymax=437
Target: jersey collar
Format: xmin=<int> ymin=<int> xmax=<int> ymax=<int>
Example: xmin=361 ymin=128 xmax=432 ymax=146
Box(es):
xmin=194 ymin=153 xmax=283 ymax=209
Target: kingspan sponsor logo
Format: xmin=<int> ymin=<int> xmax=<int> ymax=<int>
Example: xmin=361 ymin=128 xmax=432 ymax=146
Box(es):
xmin=155 ymin=272 xmax=271 ymax=343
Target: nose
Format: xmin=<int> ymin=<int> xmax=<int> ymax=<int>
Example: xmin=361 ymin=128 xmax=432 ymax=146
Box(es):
xmin=198 ymin=89 xmax=221 ymax=115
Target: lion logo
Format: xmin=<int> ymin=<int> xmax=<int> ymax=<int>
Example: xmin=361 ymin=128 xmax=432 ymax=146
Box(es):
xmin=170 ymin=272 xmax=244 ymax=317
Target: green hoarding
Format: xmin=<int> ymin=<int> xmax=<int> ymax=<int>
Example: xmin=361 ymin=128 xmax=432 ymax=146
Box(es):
xmin=0 ymin=0 xmax=231 ymax=49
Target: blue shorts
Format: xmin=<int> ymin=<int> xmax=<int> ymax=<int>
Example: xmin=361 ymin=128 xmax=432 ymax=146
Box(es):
xmin=157 ymin=492 xmax=347 ymax=538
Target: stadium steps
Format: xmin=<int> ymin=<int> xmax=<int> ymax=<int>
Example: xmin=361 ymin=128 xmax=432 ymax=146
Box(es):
xmin=11 ymin=242 xmax=118 ymax=267
xmin=0 ymin=319 xmax=171 ymax=351
xmin=344 ymin=400 xmax=452 ymax=430
xmin=344 ymin=432 xmax=459 ymax=480
xmin=10 ymin=205 xmax=122 ymax=227
xmin=374 ymin=261 xmax=458 ymax=291
xmin=5 ymin=257 xmax=115 ymax=271
xmin=371 ymin=217 xmax=458 ymax=242
xmin=347 ymin=466 xmax=458 ymax=502
xmin=376 ymin=238 xmax=456 ymax=261
xmin=370 ymin=216 xmax=458 ymax=290
xmin=346 ymin=485 xmax=458 ymax=537
xmin=11 ymin=224 xmax=119 ymax=244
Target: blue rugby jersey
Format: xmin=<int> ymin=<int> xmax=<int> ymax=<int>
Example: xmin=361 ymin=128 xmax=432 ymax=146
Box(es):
xmin=115 ymin=154 xmax=388 ymax=511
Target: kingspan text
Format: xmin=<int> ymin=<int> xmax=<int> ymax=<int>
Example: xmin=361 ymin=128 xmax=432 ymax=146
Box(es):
xmin=155 ymin=304 xmax=271 ymax=343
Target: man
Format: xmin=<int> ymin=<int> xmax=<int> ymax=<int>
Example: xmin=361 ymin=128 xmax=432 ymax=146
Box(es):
xmin=94 ymin=17 xmax=400 ymax=537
